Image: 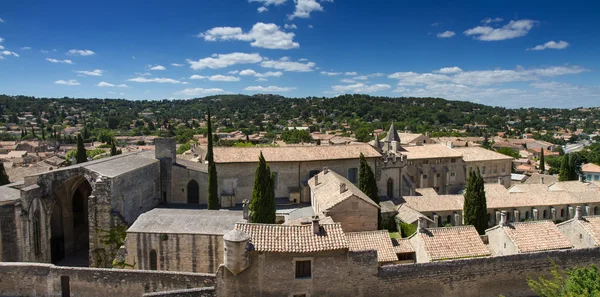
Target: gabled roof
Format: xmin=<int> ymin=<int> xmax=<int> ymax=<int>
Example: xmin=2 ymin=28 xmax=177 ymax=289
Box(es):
xmin=494 ymin=221 xmax=572 ymax=253
xmin=346 ymin=230 xmax=398 ymax=263
xmin=415 ymin=226 xmax=490 ymax=261
xmin=398 ymin=133 xmax=425 ymax=144
xmin=582 ymin=163 xmax=600 ymax=173
xmin=400 ymin=144 xmax=463 ymax=160
xmin=393 ymin=238 xmax=415 ymax=254
xmin=308 ymin=170 xmax=380 ymax=210
xmin=128 ymin=208 xmax=246 ymax=235
xmin=235 ymin=223 xmax=348 ymax=253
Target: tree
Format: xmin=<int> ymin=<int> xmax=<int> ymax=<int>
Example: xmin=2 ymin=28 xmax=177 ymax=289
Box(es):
xmin=482 ymin=134 xmax=491 ymax=149
xmin=559 ymin=154 xmax=580 ymax=181
xmin=358 ymin=153 xmax=380 ymax=228
xmin=540 ymin=148 xmax=546 ymax=173
xmin=75 ymin=134 xmax=87 ymax=164
xmin=527 ymin=262 xmax=600 ymax=297
xmin=0 ymin=163 xmax=10 ymax=186
xmin=206 ymin=109 xmax=219 ymax=210
xmin=40 ymin=122 xmax=46 ymax=140
xmin=249 ymin=152 xmax=276 ymax=224
xmin=110 ymin=141 xmax=118 ymax=156
xmin=463 ymin=168 xmax=487 ymax=234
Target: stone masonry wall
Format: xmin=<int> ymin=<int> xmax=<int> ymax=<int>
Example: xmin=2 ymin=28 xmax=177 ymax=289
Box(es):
xmin=171 ymin=165 xmax=208 ymax=205
xmin=327 ymin=196 xmax=379 ymax=232
xmin=0 ymin=262 xmax=215 ymax=297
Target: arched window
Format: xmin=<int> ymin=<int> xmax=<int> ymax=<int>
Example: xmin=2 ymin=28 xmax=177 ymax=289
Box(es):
xmin=543 ymin=210 xmax=547 ymax=219
xmin=387 ymin=178 xmax=394 ymax=198
xmin=33 ymin=210 xmax=42 ymax=255
xmin=560 ymin=208 xmax=565 ymax=218
xmin=595 ymin=206 xmax=599 ymax=215
xmin=187 ymin=180 xmax=199 ymax=204
xmin=149 ymin=250 xmax=157 ymax=270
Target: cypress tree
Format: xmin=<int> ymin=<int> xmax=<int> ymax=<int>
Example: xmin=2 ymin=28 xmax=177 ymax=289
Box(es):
xmin=539 ymin=148 xmax=545 ymax=173
xmin=463 ymin=168 xmax=488 ymax=234
xmin=249 ymin=152 xmax=276 ymax=223
xmin=206 ymin=109 xmax=220 ymax=210
xmin=75 ymin=134 xmax=87 ymax=164
xmin=40 ymin=122 xmax=46 ymax=140
xmin=559 ymin=154 xmax=571 ymax=181
xmin=110 ymin=141 xmax=118 ymax=156
xmin=358 ymin=153 xmax=380 ymax=228
xmin=0 ymin=163 xmax=10 ymax=186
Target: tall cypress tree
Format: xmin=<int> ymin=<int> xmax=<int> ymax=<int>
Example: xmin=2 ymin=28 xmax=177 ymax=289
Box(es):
xmin=463 ymin=168 xmax=487 ymax=234
xmin=358 ymin=153 xmax=380 ymax=228
xmin=559 ymin=153 xmax=573 ymax=181
xmin=110 ymin=141 xmax=118 ymax=156
xmin=206 ymin=109 xmax=220 ymax=210
xmin=0 ymin=163 xmax=10 ymax=186
xmin=75 ymin=134 xmax=87 ymax=164
xmin=249 ymin=152 xmax=276 ymax=223
xmin=539 ymin=148 xmax=545 ymax=173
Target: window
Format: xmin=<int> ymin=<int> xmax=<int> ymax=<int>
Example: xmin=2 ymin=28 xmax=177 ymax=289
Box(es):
xmin=525 ymin=211 xmax=529 ymax=220
xmin=451 ymin=158 xmax=456 ymax=163
xmin=447 ymin=215 xmax=452 ymax=225
xmin=149 ymin=250 xmax=158 ymax=270
xmin=347 ymin=168 xmax=358 ymax=184
xmin=493 ymin=165 xmax=497 ymax=174
xmin=595 ymin=206 xmax=599 ymax=215
xmin=560 ymin=209 xmax=565 ymax=218
xmin=295 ymin=260 xmax=312 ymax=279
xmin=450 ymin=172 xmax=456 ymax=177
xmin=543 ymin=210 xmax=547 ymax=219
xmin=422 ymin=175 xmax=428 ymax=179
xmin=423 ymin=160 xmax=429 ymax=165
xmin=586 ymin=174 xmax=592 ymax=181
xmin=595 ymin=175 xmax=600 ymax=181
xmin=272 ymin=172 xmax=279 ymax=189
xmin=502 ymin=165 xmax=506 ymax=173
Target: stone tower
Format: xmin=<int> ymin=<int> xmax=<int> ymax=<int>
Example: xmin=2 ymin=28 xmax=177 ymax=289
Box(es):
xmin=223 ymin=229 xmax=250 ymax=275
xmin=155 ymin=137 xmax=176 ymax=203
xmin=381 ymin=121 xmax=400 ymax=153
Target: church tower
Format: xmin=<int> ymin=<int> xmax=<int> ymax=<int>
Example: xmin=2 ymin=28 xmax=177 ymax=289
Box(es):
xmin=382 ymin=121 xmax=400 ymax=153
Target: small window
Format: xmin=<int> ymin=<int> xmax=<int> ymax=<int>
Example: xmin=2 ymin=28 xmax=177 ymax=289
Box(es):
xmin=422 ymin=175 xmax=428 ymax=179
xmin=451 ymin=158 xmax=456 ymax=163
xmin=560 ymin=209 xmax=565 ymax=218
xmin=450 ymin=172 xmax=456 ymax=177
xmin=595 ymin=175 xmax=600 ymax=181
xmin=347 ymin=168 xmax=358 ymax=184
xmin=543 ymin=210 xmax=547 ymax=219
xmin=293 ymin=295 xmax=307 ymax=297
xmin=493 ymin=165 xmax=497 ymax=174
xmin=580 ymin=234 xmax=583 ymax=239
xmin=423 ymin=160 xmax=429 ymax=165
xmin=295 ymin=260 xmax=312 ymax=279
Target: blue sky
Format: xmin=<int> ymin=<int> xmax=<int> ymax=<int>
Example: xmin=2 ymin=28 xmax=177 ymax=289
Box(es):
xmin=0 ymin=0 xmax=599 ymax=108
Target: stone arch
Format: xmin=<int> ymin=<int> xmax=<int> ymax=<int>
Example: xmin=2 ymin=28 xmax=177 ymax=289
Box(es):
xmin=50 ymin=175 xmax=93 ymax=265
xmin=387 ymin=178 xmax=394 ymax=198
xmin=187 ymin=179 xmax=200 ymax=204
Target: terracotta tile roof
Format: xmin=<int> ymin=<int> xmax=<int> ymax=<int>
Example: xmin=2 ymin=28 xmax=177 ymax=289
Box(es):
xmin=308 ymin=170 xmax=379 ymax=211
xmin=393 ymin=238 xmax=415 ymax=254
xmin=213 ymin=143 xmax=381 ymax=163
xmin=346 ymin=230 xmax=398 ymax=263
xmin=503 ymin=221 xmax=572 ymax=253
xmin=583 ymin=163 xmax=600 ymax=173
xmin=417 ymin=226 xmax=490 ymax=261
xmin=235 ymin=223 xmax=348 ymax=253
xmin=396 ymin=204 xmax=431 ymax=224
xmin=453 ymin=147 xmax=514 ymax=162
xmin=398 ymin=133 xmax=425 ymax=144
xmin=578 ymin=216 xmax=600 ymax=245
xmin=400 ymin=144 xmax=462 ymax=160
xmin=523 ymin=173 xmax=559 ymax=185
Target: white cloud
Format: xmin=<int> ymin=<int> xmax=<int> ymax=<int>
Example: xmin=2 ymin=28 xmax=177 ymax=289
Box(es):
xmin=431 ymin=22 xmax=439 ymax=27
xmin=0 ymin=56 xmax=5 ymax=60
xmin=308 ymin=24 xmax=313 ymax=28
xmin=320 ymin=71 xmax=341 ymax=76
xmin=190 ymin=75 xmax=207 ymax=80
xmin=482 ymin=17 xmax=503 ymax=24
xmin=249 ymin=0 xmax=287 ymax=5
xmin=435 ymin=66 xmax=463 ymax=74
xmin=284 ymin=24 xmax=297 ymax=30
xmin=257 ymin=6 xmax=268 ymax=13
xmin=75 ymin=69 xmax=103 ymax=76
xmin=1 ymin=51 xmax=19 ymax=57
xmin=97 ymin=82 xmax=128 ymax=87
xmin=55 ymin=79 xmax=80 ymax=86
xmin=171 ymin=63 xmax=184 ymax=67
xmin=228 ymin=70 xmax=240 ymax=74
xmin=46 ymin=58 xmax=74 ymax=64
xmin=176 ymin=88 xmax=225 ymax=96
xmin=21 ymin=47 xmax=31 ymax=50
xmin=437 ymin=31 xmax=455 ymax=38
xmin=340 ymin=78 xmax=356 ymax=83
xmin=527 ymin=40 xmax=570 ymax=51
xmin=0 ymin=18 xmax=4 ymax=23
xmin=127 ymin=77 xmax=182 ymax=84
xmin=353 ymin=75 xmax=368 ymax=80
xmin=199 ymin=22 xmax=299 ymax=50
xmin=149 ymin=65 xmax=166 ymax=70
xmin=464 ymin=19 xmax=537 ymax=41
xmin=188 ymin=52 xmax=262 ymax=70
xmin=239 ymin=69 xmax=283 ymax=77
xmin=208 ymin=75 xmax=241 ymax=82
xmin=0 ymin=37 xmax=3 ymax=42
xmin=256 ymin=78 xmax=268 ymax=82
xmin=331 ymin=83 xmax=391 ymax=93
xmin=67 ymin=49 xmax=95 ymax=56
xmin=289 ymin=0 xmax=324 ymax=20
xmin=261 ymin=58 xmax=315 ymax=72
xmin=367 ymin=73 xmax=384 ymax=77
xmin=344 ymin=72 xmax=357 ymax=76
xmin=135 ymin=72 xmax=152 ymax=76
xmin=0 ymin=45 xmax=3 ymax=50
xmin=244 ymin=85 xmax=296 ymax=92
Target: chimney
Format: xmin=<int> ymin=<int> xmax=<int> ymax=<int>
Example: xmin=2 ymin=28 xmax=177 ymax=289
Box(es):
xmin=498 ymin=177 xmax=503 ymax=185
xmin=323 ymin=167 xmax=329 ymax=174
xmin=500 ymin=211 xmax=507 ymax=225
xmin=541 ymin=177 xmax=544 ymax=184
xmin=418 ymin=217 xmax=428 ymax=232
xmin=312 ymin=216 xmax=320 ymax=235
xmin=575 ymin=206 xmax=583 ymax=220
xmin=446 ymin=141 xmax=454 ymax=149
xmin=242 ymin=199 xmax=249 ymax=220
xmin=340 ymin=183 xmax=347 ymax=194
xmin=314 ymin=174 xmax=319 ymax=185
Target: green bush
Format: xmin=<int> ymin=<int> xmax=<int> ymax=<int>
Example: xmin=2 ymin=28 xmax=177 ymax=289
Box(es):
xmin=399 ymin=221 xmax=417 ymax=238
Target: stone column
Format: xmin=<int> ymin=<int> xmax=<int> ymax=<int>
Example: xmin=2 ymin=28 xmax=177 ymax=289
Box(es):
xmin=513 ymin=210 xmax=520 ymax=222
xmin=532 ymin=208 xmax=538 ymax=221
xmin=551 ymin=207 xmax=556 ymax=221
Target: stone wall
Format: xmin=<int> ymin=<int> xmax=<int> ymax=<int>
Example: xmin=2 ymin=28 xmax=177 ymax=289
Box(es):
xmin=0 ymin=203 xmax=18 ymax=262
xmin=557 ymin=219 xmax=598 ymax=249
xmin=325 ymin=196 xmax=378 ymax=232
xmin=143 ymin=287 xmax=215 ymax=297
xmin=466 ymin=159 xmax=512 ymax=188
xmin=0 ymin=262 xmax=215 ymax=297
xmin=125 ymin=232 xmax=223 ymax=274
xmin=110 ymin=162 xmax=161 ymax=224
xmin=216 ymin=247 xmax=600 ymax=297
xmin=171 ymin=165 xmax=208 ymax=205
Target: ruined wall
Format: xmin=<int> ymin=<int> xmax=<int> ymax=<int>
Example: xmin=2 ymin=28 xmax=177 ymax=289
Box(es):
xmin=0 ymin=203 xmax=18 ymax=262
xmin=171 ymin=165 xmax=208 ymax=205
xmin=0 ymin=262 xmax=215 ymax=297
xmin=126 ymin=232 xmax=223 ymax=274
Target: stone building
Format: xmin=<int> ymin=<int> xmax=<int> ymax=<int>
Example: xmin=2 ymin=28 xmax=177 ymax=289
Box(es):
xmin=486 ymin=212 xmax=572 ymax=256
xmin=557 ymin=206 xmax=600 ymax=248
xmin=308 ymin=169 xmax=379 ymax=232
xmin=453 ymin=146 xmax=513 ymax=188
xmin=122 ymin=208 xmax=246 ymax=273
xmin=408 ymin=218 xmax=490 ymax=263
